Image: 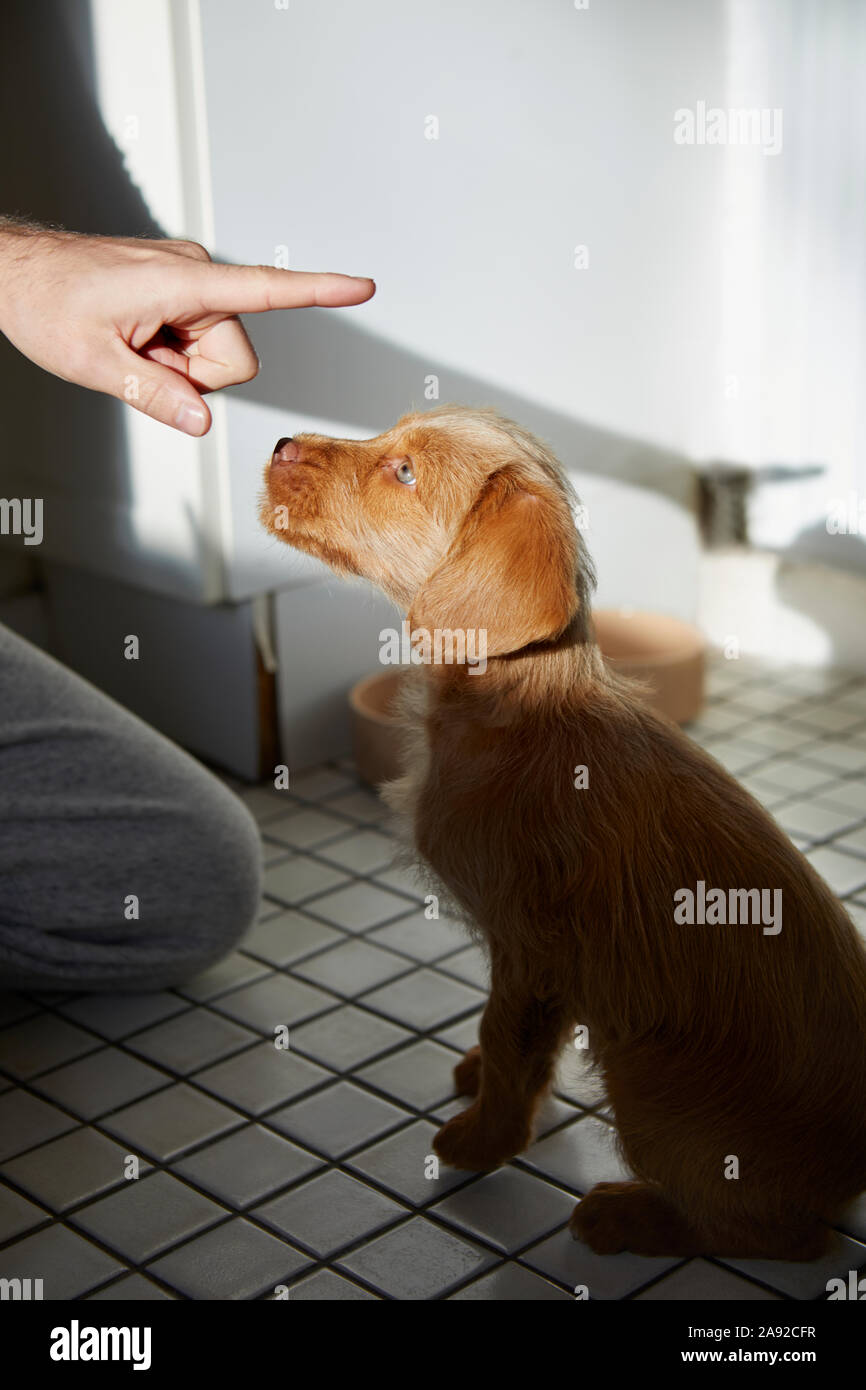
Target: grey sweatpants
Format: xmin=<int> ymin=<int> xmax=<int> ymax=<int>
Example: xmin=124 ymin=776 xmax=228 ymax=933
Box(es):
xmin=0 ymin=625 xmax=262 ymax=992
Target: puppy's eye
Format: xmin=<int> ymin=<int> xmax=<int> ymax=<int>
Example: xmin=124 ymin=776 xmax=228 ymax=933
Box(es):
xmin=395 ymin=460 xmax=416 ymax=486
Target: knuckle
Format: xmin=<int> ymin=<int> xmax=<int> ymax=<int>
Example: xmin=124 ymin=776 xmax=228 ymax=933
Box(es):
xmin=239 ymin=351 xmax=260 ymax=383
xmin=177 ymin=240 xmax=212 ymax=262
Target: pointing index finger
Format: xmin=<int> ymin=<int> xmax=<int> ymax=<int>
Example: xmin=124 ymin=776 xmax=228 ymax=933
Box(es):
xmin=190 ymin=263 xmax=376 ymax=314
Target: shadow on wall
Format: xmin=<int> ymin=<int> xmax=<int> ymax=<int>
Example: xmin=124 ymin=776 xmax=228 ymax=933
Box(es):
xmin=234 ymin=307 xmax=698 ymax=511
xmin=0 ymin=0 xmax=697 ymax=612
xmin=0 ymin=0 xmax=160 ymax=567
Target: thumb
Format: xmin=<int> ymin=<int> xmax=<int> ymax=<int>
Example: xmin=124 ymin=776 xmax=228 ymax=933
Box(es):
xmin=111 ymin=345 xmax=211 ymax=435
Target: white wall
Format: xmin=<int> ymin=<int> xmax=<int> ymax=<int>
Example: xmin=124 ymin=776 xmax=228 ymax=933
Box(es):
xmin=198 ymin=0 xmax=718 ymax=608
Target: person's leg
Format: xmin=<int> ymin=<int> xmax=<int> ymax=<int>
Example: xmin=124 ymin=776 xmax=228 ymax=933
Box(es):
xmin=0 ymin=624 xmax=262 ymax=992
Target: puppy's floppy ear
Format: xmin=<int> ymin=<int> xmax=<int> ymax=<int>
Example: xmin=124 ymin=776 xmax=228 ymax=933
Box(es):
xmin=409 ymin=469 xmax=579 ymax=656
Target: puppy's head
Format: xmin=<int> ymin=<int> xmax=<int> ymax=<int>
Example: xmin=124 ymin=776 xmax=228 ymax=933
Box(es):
xmin=261 ymin=405 xmax=593 ymax=657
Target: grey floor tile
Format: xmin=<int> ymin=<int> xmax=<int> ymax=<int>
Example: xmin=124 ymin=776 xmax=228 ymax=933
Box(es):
xmin=685 ymin=704 xmax=753 ymax=738
xmin=521 ymin=1116 xmax=631 ymax=1193
xmin=449 ymin=1263 xmax=574 ymax=1300
xmin=431 ymin=1094 xmax=578 ymax=1144
xmin=779 ymin=668 xmax=850 ymax=697
xmin=722 ymin=687 xmax=799 ymax=716
xmin=174 ymin=1124 xmax=323 ymax=1207
xmin=635 ymin=1259 xmax=782 ymax=1300
xmin=360 ymin=970 xmax=485 ymax=1032
xmin=264 ymin=856 xmax=351 ymax=906
xmin=831 ymin=824 xmax=866 ymax=859
xmin=788 ymin=702 xmax=866 ymax=735
xmin=318 ymin=829 xmax=396 ymax=874
xmin=125 ymin=1009 xmax=257 ymax=1076
xmin=285 ymin=1268 xmax=379 ymax=1299
xmin=831 ymin=682 xmax=866 ymax=712
xmin=0 ymin=994 xmax=39 ymax=1028
xmin=292 ymin=939 xmax=412 ymax=996
xmin=816 ymin=781 xmax=866 ymax=818
xmin=774 ymin=799 xmax=860 ymax=841
xmin=289 ymin=767 xmax=357 ymax=802
xmin=306 ymin=881 xmax=416 ymax=931
xmin=31 ymin=1047 xmax=169 ymax=1120
xmin=326 ymin=788 xmax=390 ymax=823
xmin=0 ymin=1182 xmax=50 ymax=1242
xmin=535 ymin=1095 xmax=584 ymax=1136
xmin=433 ymin=1167 xmax=574 ymax=1253
xmin=271 ymin=1080 xmax=409 ymax=1158
xmin=1 ymin=1126 xmax=139 ymax=1212
xmin=212 ymin=974 xmax=337 ymax=1034
xmin=372 ymin=862 xmax=426 ymax=900
xmin=739 ymin=772 xmax=811 ymax=811
xmin=845 ymin=902 xmax=866 ymax=940
xmin=337 ymin=1215 xmax=496 ymax=1299
xmin=255 ymin=1168 xmax=406 ymax=1257
xmin=148 ymin=1216 xmax=311 ymax=1300
xmin=369 ymin=910 xmax=469 ymax=962
xmin=241 ymin=911 xmax=345 ymax=967
xmin=289 ymin=1005 xmax=413 ymax=1070
xmin=58 ymin=991 xmax=188 ymax=1041
xmin=0 ymin=1222 xmax=125 ymax=1299
xmin=718 ymin=1232 xmax=866 ymax=1300
xmin=805 ymin=846 xmax=866 ymax=897
xmin=734 ymin=722 xmax=816 ymax=755
xmin=0 ymin=1013 xmax=102 ymax=1080
xmin=195 ymin=1041 xmax=333 ymax=1116
xmin=238 ymin=786 xmax=296 ymax=823
xmin=356 ymin=1040 xmax=459 ymax=1111
xmin=261 ymin=840 xmax=291 ymax=869
xmin=801 ymin=740 xmax=866 ymax=775
xmin=704 ymin=667 xmax=753 ymax=699
xmin=265 ymin=807 xmax=355 ymax=850
xmin=87 ymin=1274 xmax=177 ymax=1300
xmin=101 ymin=1083 xmax=244 ymax=1161
xmin=70 ymin=1170 xmax=227 ymax=1263
xmin=435 ymin=1014 xmax=482 ymax=1053
xmin=346 ymin=1118 xmax=479 ymax=1205
xmin=435 ymin=946 xmax=490 ymax=990
xmin=523 ymin=1227 xmax=679 ymax=1298
xmin=175 ymin=952 xmax=270 ymax=1003
xmin=704 ymin=739 xmax=767 ymax=776
xmin=749 ymin=759 xmax=838 ymax=797
xmin=0 ymin=1089 xmax=77 ymax=1161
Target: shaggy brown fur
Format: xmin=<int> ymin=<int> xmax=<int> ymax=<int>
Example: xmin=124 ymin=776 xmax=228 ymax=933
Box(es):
xmin=262 ymin=405 xmax=866 ymax=1259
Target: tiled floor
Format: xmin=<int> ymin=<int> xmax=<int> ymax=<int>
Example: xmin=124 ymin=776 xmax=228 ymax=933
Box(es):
xmin=2 ymin=652 xmax=866 ymax=1299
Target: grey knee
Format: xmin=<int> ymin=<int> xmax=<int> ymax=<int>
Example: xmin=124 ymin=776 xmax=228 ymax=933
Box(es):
xmin=151 ymin=777 xmax=263 ymax=986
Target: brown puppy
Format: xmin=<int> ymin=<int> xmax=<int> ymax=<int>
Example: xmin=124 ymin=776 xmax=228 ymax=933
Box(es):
xmin=262 ymin=405 xmax=866 ymax=1259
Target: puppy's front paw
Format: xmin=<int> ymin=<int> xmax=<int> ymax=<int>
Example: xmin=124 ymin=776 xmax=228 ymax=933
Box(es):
xmin=569 ymin=1181 xmax=701 ymax=1257
xmin=433 ymin=1106 xmax=528 ymax=1172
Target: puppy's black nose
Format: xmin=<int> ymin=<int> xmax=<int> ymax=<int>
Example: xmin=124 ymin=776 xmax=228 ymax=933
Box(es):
xmin=272 ymin=437 xmax=301 ymax=468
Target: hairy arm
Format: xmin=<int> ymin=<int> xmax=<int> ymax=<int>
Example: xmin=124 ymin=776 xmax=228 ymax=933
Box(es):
xmin=0 ymin=219 xmax=374 ymax=435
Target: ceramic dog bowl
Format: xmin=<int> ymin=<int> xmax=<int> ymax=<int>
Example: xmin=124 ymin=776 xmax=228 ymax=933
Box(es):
xmin=592 ymin=609 xmax=705 ymax=725
xmin=349 ymin=610 xmax=705 ymax=786
xmin=349 ymin=669 xmax=407 ymax=788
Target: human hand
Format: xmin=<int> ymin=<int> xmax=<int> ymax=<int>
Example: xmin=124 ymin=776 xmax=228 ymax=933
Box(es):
xmin=0 ymin=223 xmax=375 ymax=435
